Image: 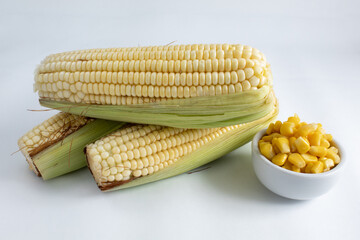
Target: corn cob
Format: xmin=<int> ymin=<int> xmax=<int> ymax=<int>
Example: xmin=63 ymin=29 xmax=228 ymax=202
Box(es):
xmin=86 ymin=103 xmax=278 ymax=191
xmin=18 ymin=112 xmax=125 ymax=179
xmin=35 ymin=43 xmax=275 ymax=128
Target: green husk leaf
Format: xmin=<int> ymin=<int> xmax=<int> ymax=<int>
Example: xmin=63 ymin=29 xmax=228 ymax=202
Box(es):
xmin=40 ymin=86 xmax=274 ymax=128
xmin=32 ymin=119 xmax=125 ymax=180
xmin=95 ymin=103 xmax=278 ymax=192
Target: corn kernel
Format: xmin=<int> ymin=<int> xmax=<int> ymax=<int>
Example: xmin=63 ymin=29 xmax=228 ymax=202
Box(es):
xmin=261 ymin=133 xmax=281 ymax=142
xmin=259 ymin=142 xmax=275 ymax=160
xmin=288 ymin=153 xmax=306 ymax=168
xmin=329 ymin=146 xmax=338 ymax=154
xmin=287 ymin=114 xmax=300 ymax=125
xmin=280 ymin=121 xmax=296 ymax=137
xmin=311 ymin=161 xmax=324 ymax=173
xmin=320 ymin=138 xmax=330 ymax=148
xmin=308 ymin=132 xmax=322 ymax=146
xmin=324 ymin=133 xmax=333 ymax=141
xmin=266 ymin=123 xmax=275 ymax=135
xmin=305 ymin=162 xmax=314 ymax=173
xmin=292 ymin=165 xmax=301 ymax=173
xmin=271 ymin=153 xmax=288 ymax=166
xmin=319 ymin=157 xmax=334 ymax=171
xmin=289 ymin=137 xmax=297 ymax=152
xmin=326 ymin=148 xmax=340 ymax=164
xmin=301 ymin=153 xmax=318 ymax=163
xmin=273 ymin=137 xmax=290 ymax=153
xmin=282 ymin=161 xmax=292 ymax=171
xmin=262 ymin=135 xmax=273 ymax=142
xmin=273 ymin=120 xmax=282 ymax=133
xmin=309 ymin=146 xmax=327 ymax=158
xmin=296 ymin=123 xmax=318 ymax=137
xmin=294 ymin=136 xmax=310 ymax=154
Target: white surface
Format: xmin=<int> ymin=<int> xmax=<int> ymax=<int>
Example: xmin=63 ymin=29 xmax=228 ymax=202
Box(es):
xmin=252 ymin=129 xmax=346 ymax=200
xmin=1 ymin=0 xmax=359 ymax=239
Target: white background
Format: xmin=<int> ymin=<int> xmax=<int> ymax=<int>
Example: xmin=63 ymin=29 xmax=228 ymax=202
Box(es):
xmin=1 ymin=0 xmax=359 ymax=239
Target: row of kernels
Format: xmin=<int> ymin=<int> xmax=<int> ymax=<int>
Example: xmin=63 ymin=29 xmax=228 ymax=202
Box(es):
xmin=259 ymin=114 xmax=340 ymax=174
xmin=49 ymin=44 xmax=251 ymax=54
xmin=44 ymin=44 xmax=242 ymax=60
xmin=90 ymin=127 xmax=218 ymax=164
xmin=42 ymin=45 xmax=263 ymax=63
xmin=37 ymin=71 xmax=257 ymax=88
xmin=37 ymin=81 xmax=259 ymax=104
xmin=38 ymin=91 xmax=173 ymax=105
xmin=37 ymin=57 xmax=265 ymax=75
xmin=36 ymin=71 xmax=266 ymax=91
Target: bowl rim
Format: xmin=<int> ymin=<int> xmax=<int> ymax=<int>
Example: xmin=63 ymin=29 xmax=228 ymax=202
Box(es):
xmin=252 ymin=128 xmax=345 ymax=178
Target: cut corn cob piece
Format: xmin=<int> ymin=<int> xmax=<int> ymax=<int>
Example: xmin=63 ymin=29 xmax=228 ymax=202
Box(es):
xmin=18 ymin=112 xmax=125 ymax=180
xmin=36 ymin=43 xmax=276 ymax=128
xmin=86 ymin=103 xmax=278 ymax=191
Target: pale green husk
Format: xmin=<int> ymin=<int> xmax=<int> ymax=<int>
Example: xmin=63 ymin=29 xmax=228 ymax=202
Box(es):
xmin=40 ymin=86 xmax=274 ymax=129
xmin=32 ymin=119 xmax=125 ymax=180
xmin=99 ymin=104 xmax=278 ymax=192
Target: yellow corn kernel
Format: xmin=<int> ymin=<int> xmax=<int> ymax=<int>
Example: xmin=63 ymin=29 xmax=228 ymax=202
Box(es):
xmin=271 ymin=133 xmax=282 ymax=137
xmin=266 ymin=123 xmax=275 ymax=135
xmin=273 ymin=120 xmax=282 ymax=133
xmin=271 ymin=153 xmax=288 ymax=166
xmin=319 ymin=157 xmax=335 ymax=172
xmin=280 ymin=121 xmax=296 ymax=137
xmin=262 ymin=135 xmax=273 ymax=142
xmin=326 ymin=148 xmax=340 ymax=164
xmin=296 ymin=123 xmax=318 ymax=137
xmin=282 ymin=161 xmax=292 ymax=171
xmin=301 ymin=153 xmax=318 ymax=163
xmin=259 ymin=142 xmax=275 ymax=160
xmin=273 ymin=137 xmax=290 ymax=153
xmin=320 ymin=138 xmax=330 ymax=148
xmin=287 ymin=114 xmax=300 ymax=126
xmin=329 ymin=146 xmax=338 ymax=154
xmin=309 ymin=146 xmax=327 ymax=158
xmin=308 ymin=132 xmax=322 ymax=146
xmin=323 ymin=133 xmax=333 ymax=141
xmin=294 ymin=136 xmax=310 ymax=154
xmin=289 ymin=137 xmax=297 ymax=152
xmin=288 ymin=153 xmax=306 ymax=168
xmin=305 ymin=162 xmax=314 ymax=173
xmin=291 ymin=165 xmax=301 ymax=173
xmin=311 ymin=161 xmax=324 ymax=173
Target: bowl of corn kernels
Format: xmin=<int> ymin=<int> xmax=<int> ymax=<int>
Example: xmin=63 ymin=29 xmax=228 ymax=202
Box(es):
xmin=252 ymin=114 xmax=345 ymax=200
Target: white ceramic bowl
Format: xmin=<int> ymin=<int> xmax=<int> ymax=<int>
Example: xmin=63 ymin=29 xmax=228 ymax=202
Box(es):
xmin=252 ymin=129 xmax=345 ymax=200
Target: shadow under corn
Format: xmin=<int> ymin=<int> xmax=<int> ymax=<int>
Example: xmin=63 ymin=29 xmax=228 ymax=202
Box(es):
xmin=203 ymin=144 xmax=307 ymax=206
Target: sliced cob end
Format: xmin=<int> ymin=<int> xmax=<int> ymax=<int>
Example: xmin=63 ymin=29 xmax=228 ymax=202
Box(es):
xmin=18 ymin=112 xmax=91 ymax=177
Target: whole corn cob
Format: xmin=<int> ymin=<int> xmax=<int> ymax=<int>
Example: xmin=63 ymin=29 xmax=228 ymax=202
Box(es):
xmin=18 ymin=112 xmax=125 ymax=179
xmin=36 ymin=43 xmax=275 ymax=128
xmin=86 ymin=102 xmax=278 ymax=191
